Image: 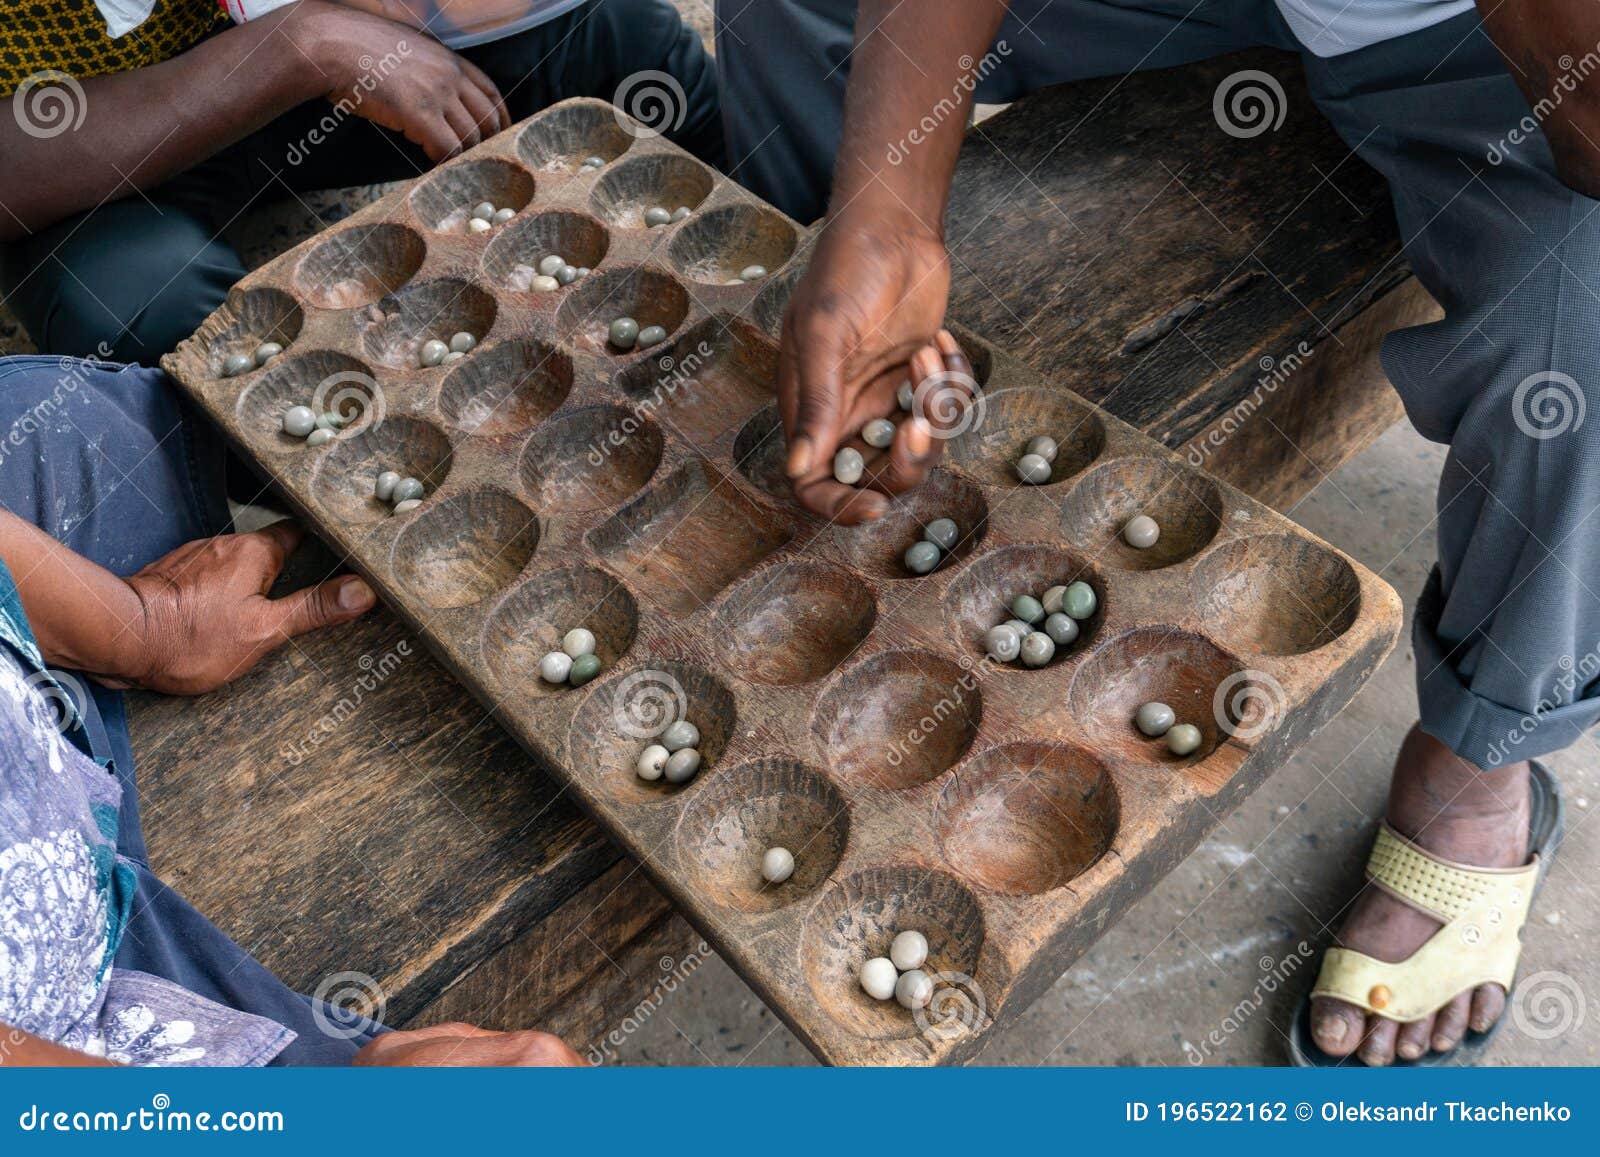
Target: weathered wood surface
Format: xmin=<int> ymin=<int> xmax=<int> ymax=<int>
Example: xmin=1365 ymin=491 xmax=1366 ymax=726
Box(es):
xmin=134 ymin=53 xmax=1425 ymax=1063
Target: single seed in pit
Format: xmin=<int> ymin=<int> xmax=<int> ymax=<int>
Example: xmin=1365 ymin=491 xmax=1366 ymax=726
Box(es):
xmin=636 ymin=325 xmax=668 ymax=348
xmin=538 ymin=254 xmax=566 ymax=276
xmin=567 ymin=654 xmax=602 ymax=686
xmin=1166 ymin=722 xmax=1203 ymax=757
xmin=223 ymin=353 xmax=254 ymax=377
xmin=530 ymin=275 xmax=560 ymax=292
xmin=889 ymin=929 xmax=928 ymax=971
xmin=671 ymin=206 xmax=691 ymax=221
xmin=1135 ymin=701 xmax=1176 ymax=737
xmin=984 ymin=624 xmax=1022 ymax=663
xmin=561 ymin=627 xmax=596 ymax=658
xmin=539 ymin=652 xmax=573 ymax=684
xmin=859 ymin=957 xmax=897 ymax=1001
xmin=253 ymin=342 xmax=283 ymax=367
xmin=760 ymin=847 xmax=795 ymax=884
xmin=392 ymin=498 xmax=421 ymax=515
xmin=1025 ymin=434 xmax=1058 ymax=463
xmin=897 ymin=380 xmax=915 ymax=411
xmin=904 ymin=540 xmax=941 ymax=575
xmin=608 ymin=317 xmax=640 ymax=349
xmin=861 ymin=418 xmax=895 ymax=449
xmin=723 ymin=278 xmax=744 ymax=286
xmin=663 ymin=747 xmax=701 ymax=783
xmin=1122 ymin=514 xmax=1160 ymax=549
xmin=448 ymin=331 xmax=476 ymax=354
xmin=1010 ymin=594 xmax=1045 ymax=624
xmin=471 ymin=202 xmax=495 ymax=221
xmin=1062 ymin=580 xmax=1097 ymax=620
xmin=492 ymin=207 xmax=515 ymax=224
xmin=1016 ymin=452 xmax=1052 ymax=485
xmin=923 ymin=518 xmax=959 ymax=550
xmin=281 ymin=406 xmax=317 ymax=438
xmin=833 ymin=447 xmax=865 ymax=485
xmin=582 ymin=156 xmax=604 ymax=168
xmin=1041 ymin=585 xmax=1067 ymax=615
xmin=391 ymin=477 xmax=425 ymax=503
xmin=419 ymin=339 xmax=449 ymax=368
xmin=636 ymin=744 xmax=668 ymax=781
xmin=305 ymin=428 xmax=334 ymax=447
xmin=1019 ymin=631 xmax=1055 ymax=667
xmin=1043 ymin=612 xmax=1078 ymax=647
xmin=739 ymin=265 xmax=767 ymax=282
xmin=467 ymin=217 xmax=491 ymax=234
xmin=661 ymin=719 xmax=700 ymax=753
xmin=895 ymin=969 xmax=934 ymax=1010
xmin=374 ymin=470 xmax=401 ymax=502
xmin=643 ymin=206 xmax=672 ymax=227
xmin=555 ymin=264 xmax=579 ymax=286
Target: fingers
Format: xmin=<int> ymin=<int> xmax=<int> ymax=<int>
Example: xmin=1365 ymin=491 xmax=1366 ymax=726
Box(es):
xmin=441 ymin=99 xmax=484 ymax=155
xmin=240 ymin=521 xmax=304 ymax=593
xmin=793 ymin=474 xmax=889 ymax=525
xmin=781 ymin=312 xmax=847 ymax=480
xmin=457 ymin=56 xmax=510 ymax=134
xmin=456 ymin=80 xmax=501 ymax=145
xmin=260 ymin=575 xmax=376 ymax=642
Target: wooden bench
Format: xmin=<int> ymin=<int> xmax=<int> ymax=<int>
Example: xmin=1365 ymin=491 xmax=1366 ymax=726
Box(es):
xmin=129 ymin=49 xmax=1432 ymax=1058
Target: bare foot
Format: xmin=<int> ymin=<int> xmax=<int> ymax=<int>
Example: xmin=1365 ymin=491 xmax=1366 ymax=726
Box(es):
xmin=1309 ymin=724 xmax=1529 ymax=1065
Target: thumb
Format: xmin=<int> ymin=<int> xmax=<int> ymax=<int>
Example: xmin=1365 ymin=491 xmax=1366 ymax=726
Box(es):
xmin=262 ymin=575 xmax=376 ymax=640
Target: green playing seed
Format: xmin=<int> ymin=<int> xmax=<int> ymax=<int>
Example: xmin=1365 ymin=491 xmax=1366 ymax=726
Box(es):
xmin=419 ymin=339 xmax=449 ymax=367
xmin=391 ymin=477 xmax=424 ymax=503
xmin=644 ymin=206 xmax=672 ymax=227
xmin=567 ymin=654 xmax=602 ymax=686
xmin=282 ymin=406 xmax=317 ymax=438
xmin=636 ymin=325 xmax=668 ymax=348
xmin=609 ymin=318 xmax=640 ymax=349
xmin=222 ymin=353 xmax=254 ymax=377
xmin=904 ymin=541 xmax=942 ymax=574
xmin=556 ymin=265 xmax=579 ymax=285
xmin=1062 ymin=581 xmax=1097 ymax=620
xmin=539 ymin=254 xmax=566 ymax=276
xmin=923 ymin=518 xmax=958 ymax=550
xmin=1166 ymin=723 xmax=1202 ymax=757
xmin=305 ymin=428 xmax=334 ymax=447
xmin=1135 ymin=701 xmax=1175 ymax=737
xmin=374 ymin=471 xmax=401 ymax=502
xmin=861 ymin=418 xmax=895 ymax=449
xmin=1011 ymin=595 xmax=1045 ymax=624
xmin=671 ymin=206 xmax=691 ymax=221
xmin=1043 ymin=612 xmax=1078 ymax=646
xmin=492 ymin=207 xmax=515 ymax=224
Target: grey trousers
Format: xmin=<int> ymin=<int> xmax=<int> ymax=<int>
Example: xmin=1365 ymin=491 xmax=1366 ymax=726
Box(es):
xmin=717 ymin=0 xmax=1600 ymax=768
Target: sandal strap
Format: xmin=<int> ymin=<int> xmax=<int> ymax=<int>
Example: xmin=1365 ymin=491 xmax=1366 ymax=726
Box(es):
xmin=1366 ymin=823 xmax=1531 ymax=923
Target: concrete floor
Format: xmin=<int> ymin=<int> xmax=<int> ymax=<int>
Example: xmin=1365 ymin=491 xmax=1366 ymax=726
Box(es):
xmin=616 ymin=421 xmax=1600 ymax=1066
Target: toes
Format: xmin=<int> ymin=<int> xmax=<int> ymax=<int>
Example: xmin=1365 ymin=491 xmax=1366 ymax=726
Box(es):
xmin=1395 ymin=1014 xmax=1434 ymax=1061
xmin=1432 ymin=992 xmax=1472 ymax=1052
xmin=1309 ymin=996 xmax=1365 ymax=1057
xmin=1357 ymin=1014 xmax=1400 ymax=1067
xmin=1470 ymin=983 xmax=1507 ymax=1034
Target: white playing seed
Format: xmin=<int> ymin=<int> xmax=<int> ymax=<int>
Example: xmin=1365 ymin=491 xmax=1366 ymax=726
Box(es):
xmin=253 ymin=341 xmax=283 ymax=366
xmin=561 ymin=627 xmax=596 ymax=658
xmin=636 ymin=744 xmax=669 ymax=781
xmin=1545 ymin=911 xmax=1563 ymax=926
xmin=889 ymin=929 xmax=928 ymax=971
xmin=281 ymin=406 xmax=317 ymax=438
xmin=467 ymin=217 xmax=492 ymax=234
xmin=530 ymin=275 xmax=561 ymax=292
xmin=374 ymin=470 xmax=401 ymax=502
xmin=492 ymin=207 xmax=515 ymax=224
xmin=761 ymin=846 xmax=795 ymax=884
xmin=833 ymin=447 xmax=865 ymax=485
xmin=1025 ymin=435 xmax=1058 ymax=462
xmin=471 ymin=202 xmax=495 ymax=221
xmin=985 ymin=624 xmax=1022 ymax=662
xmin=895 ymin=969 xmax=934 ymax=1010
xmin=859 ymin=957 xmax=897 ymax=1001
xmin=305 ymin=428 xmax=334 ymax=447
xmin=392 ymin=498 xmax=421 ymax=515
xmin=861 ymin=418 xmax=895 ymax=449
xmin=671 ymin=206 xmax=691 ymax=221
xmin=1041 ymin=585 xmax=1068 ymax=615
xmin=539 ymin=652 xmax=573 ymax=684
xmin=739 ymin=265 xmax=767 ymax=281
xmin=1016 ymin=453 xmax=1052 ymax=484
xmin=1123 ymin=515 xmax=1160 ymax=549
xmin=538 ymin=254 xmax=566 ymax=276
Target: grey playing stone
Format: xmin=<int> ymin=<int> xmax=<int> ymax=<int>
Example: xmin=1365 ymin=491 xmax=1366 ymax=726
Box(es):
xmin=314 ymin=412 xmax=339 ymax=430
xmin=1135 ymin=701 xmax=1176 ymax=737
xmin=556 ymin=265 xmax=579 ymax=286
xmin=904 ymin=541 xmax=942 ymax=575
xmin=1019 ymin=631 xmax=1056 ymax=667
xmin=1016 ymin=453 xmax=1052 ymax=485
xmin=861 ymin=418 xmax=895 ymax=449
xmin=1041 ymin=585 xmax=1068 ymax=615
xmin=1004 ymin=618 xmax=1033 ymax=637
xmin=1166 ymin=723 xmax=1203 ymax=757
xmin=664 ymin=747 xmax=702 ymax=784
xmin=1043 ymin=612 xmax=1078 ymax=646
xmin=471 ymin=201 xmax=495 ymax=221
xmin=281 ymin=406 xmax=316 ymax=438
xmin=609 ymin=318 xmax=640 ymax=349
xmin=223 ymin=353 xmax=254 ymax=377
xmin=374 ymin=471 xmax=401 ymax=502
xmin=419 ymin=339 xmax=449 ymax=368
xmin=305 ymin=428 xmax=334 ymax=447
xmin=576 ymin=267 xmax=591 ymax=277
xmin=1122 ymin=514 xmax=1160 ymax=549
xmin=391 ymin=477 xmax=425 ymax=503
xmin=467 ymin=217 xmax=492 ymax=234
xmin=568 ymin=654 xmax=602 ymax=686
xmin=636 ymin=325 xmax=668 ymax=348
xmin=923 ymin=518 xmax=959 ymax=550
xmin=739 ymin=265 xmax=767 ymax=281
xmin=897 ymin=380 xmax=915 ymax=411
xmin=671 ymin=206 xmax=691 ymax=221
xmin=253 ymin=342 xmax=283 ymax=367
xmin=391 ymin=498 xmax=421 ymax=515
xmin=448 ymin=331 xmax=476 ymax=354
xmin=1062 ymin=580 xmax=1097 ymax=620
xmin=538 ymin=254 xmax=566 ymax=276
xmin=985 ymin=624 xmax=1022 ymax=663
xmin=661 ymin=719 xmax=700 ymax=752
xmin=1024 ymin=434 xmax=1058 ymax=462
xmin=644 ymin=206 xmax=672 ymax=227
xmin=582 ymin=156 xmax=604 ymax=168
xmin=492 ymin=207 xmax=515 ymax=224
xmin=1010 ymin=594 xmax=1045 ymax=624
xmin=833 ymin=447 xmax=865 ymax=486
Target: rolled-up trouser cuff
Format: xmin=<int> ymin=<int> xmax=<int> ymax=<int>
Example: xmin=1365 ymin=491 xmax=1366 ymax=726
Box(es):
xmin=1414 ymin=569 xmax=1599 ymax=768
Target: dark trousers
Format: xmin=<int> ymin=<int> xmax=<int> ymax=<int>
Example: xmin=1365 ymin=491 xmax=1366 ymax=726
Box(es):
xmin=0 ymin=0 xmax=721 ymax=362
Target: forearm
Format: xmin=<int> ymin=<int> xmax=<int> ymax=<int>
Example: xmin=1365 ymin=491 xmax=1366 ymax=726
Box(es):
xmin=0 ymin=1022 xmax=117 ymax=1066
xmin=0 ymin=511 xmax=145 ymax=681
xmin=828 ymin=0 xmax=1009 ymax=233
xmin=0 ymin=2 xmax=337 ymax=242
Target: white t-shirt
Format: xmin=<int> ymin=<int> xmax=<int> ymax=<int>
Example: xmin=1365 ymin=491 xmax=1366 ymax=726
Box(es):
xmin=1274 ymin=0 xmax=1476 ymax=57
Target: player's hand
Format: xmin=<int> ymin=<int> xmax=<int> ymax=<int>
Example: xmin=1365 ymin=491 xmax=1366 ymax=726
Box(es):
xmin=355 ymin=1022 xmax=587 ymax=1067
xmin=292 ymin=0 xmax=510 ymax=162
xmin=779 ymin=202 xmax=967 ymax=524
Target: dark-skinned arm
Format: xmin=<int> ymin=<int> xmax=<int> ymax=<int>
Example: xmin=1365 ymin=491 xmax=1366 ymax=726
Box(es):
xmin=780 ymin=1 xmax=1008 ymax=524
xmin=0 ymin=0 xmax=509 ymax=243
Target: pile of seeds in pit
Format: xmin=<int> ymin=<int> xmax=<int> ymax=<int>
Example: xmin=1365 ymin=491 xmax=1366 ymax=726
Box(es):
xmin=222 ymin=340 xmax=285 ymax=377
xmin=904 ymin=517 xmax=960 ymax=575
xmin=721 ymin=265 xmax=767 ymax=286
xmin=510 ymin=252 xmax=593 ymax=293
xmin=373 ymin=469 xmax=426 ymax=515
xmin=608 ymin=317 xmax=667 ymax=351
xmin=984 ymin=580 xmax=1096 ymax=668
xmin=634 ymin=719 xmax=705 ymax=786
xmin=1134 ymin=701 xmax=1203 ymax=756
xmin=280 ymin=404 xmax=349 ymax=447
xmin=537 ymin=627 xmax=602 ymax=689
xmin=465 ymin=201 xmax=517 ymax=234
xmin=418 ymin=331 xmax=477 ymax=368
xmin=643 ymin=205 xmax=692 ymax=228
xmin=859 ymin=930 xmax=935 ymax=1010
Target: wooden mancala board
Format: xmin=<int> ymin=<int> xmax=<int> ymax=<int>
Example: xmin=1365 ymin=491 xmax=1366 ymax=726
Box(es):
xmin=164 ymin=98 xmax=1403 ymax=1066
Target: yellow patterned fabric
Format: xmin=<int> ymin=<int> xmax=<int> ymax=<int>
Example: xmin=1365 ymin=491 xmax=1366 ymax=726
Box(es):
xmin=0 ymin=0 xmax=226 ymax=98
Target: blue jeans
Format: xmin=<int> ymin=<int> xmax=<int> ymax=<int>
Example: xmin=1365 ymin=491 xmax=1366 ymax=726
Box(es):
xmin=0 ymin=355 xmax=380 ymax=1064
